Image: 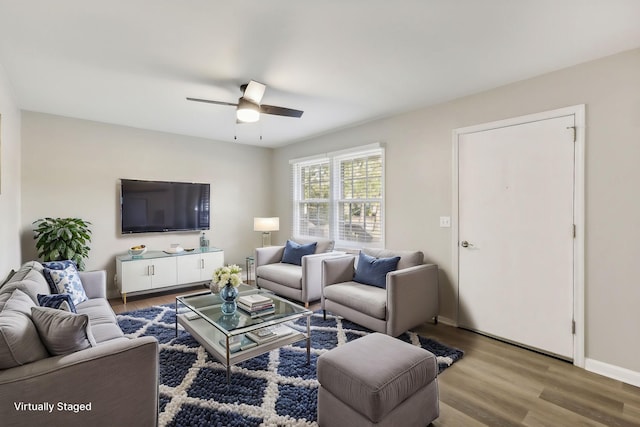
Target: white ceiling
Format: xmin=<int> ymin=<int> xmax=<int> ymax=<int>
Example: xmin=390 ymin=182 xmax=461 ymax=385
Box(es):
xmin=1 ymin=1 xmax=639 ymax=148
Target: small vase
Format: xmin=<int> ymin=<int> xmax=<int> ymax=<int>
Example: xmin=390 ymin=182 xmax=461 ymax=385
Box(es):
xmin=220 ymin=284 xmax=239 ymax=315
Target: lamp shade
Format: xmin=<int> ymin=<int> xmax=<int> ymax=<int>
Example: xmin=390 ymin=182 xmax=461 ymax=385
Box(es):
xmin=237 ymin=98 xmax=260 ymax=123
xmin=253 ymin=217 xmax=280 ymax=232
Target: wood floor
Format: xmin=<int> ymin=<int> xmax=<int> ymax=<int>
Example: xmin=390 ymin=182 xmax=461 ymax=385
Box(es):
xmin=110 ymin=289 xmax=640 ymax=427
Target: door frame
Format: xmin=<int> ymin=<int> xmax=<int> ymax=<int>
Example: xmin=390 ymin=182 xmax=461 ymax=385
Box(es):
xmin=451 ymin=105 xmax=585 ymax=367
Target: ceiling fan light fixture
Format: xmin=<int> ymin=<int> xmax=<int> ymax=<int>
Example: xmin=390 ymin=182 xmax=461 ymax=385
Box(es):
xmin=236 ymin=98 xmax=260 ymax=123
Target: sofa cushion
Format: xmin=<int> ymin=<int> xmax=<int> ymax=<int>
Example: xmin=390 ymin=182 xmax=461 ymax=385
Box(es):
xmin=0 ymin=289 xmax=49 ymax=369
xmin=1 ymin=269 xmax=16 ymax=287
xmin=76 ymin=299 xmax=124 ymax=343
xmin=362 ymin=248 xmax=423 ymax=270
xmin=2 ymin=261 xmax=45 ymax=285
xmin=76 ymin=298 xmax=118 ymax=325
xmin=256 ymin=263 xmax=302 ymax=290
xmin=31 ymin=306 xmax=97 ymax=356
xmin=282 ymin=240 xmax=317 ymax=266
xmin=37 ymin=293 xmax=77 ymax=313
xmin=323 ymin=281 xmax=387 ymax=319
xmin=0 ymin=278 xmax=52 ymax=303
xmin=354 ymin=251 xmax=400 ymax=289
xmin=47 ymin=265 xmax=88 ymax=305
xmin=90 ymin=323 xmax=126 ymax=343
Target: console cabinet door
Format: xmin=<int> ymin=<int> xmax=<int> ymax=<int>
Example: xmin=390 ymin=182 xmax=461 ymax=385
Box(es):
xmin=120 ymin=260 xmax=153 ymax=292
xmin=176 ymin=255 xmax=203 ymax=284
xmin=150 ymin=256 xmax=178 ymax=289
xmin=201 ymin=251 xmax=224 ymax=280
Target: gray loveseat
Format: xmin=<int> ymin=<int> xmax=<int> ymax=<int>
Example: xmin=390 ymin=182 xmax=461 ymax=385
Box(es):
xmin=0 ymin=261 xmax=158 ymax=427
xmin=322 ymin=249 xmax=438 ymax=337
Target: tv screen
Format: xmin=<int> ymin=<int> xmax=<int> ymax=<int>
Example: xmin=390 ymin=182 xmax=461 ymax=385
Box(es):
xmin=120 ymin=179 xmax=210 ymax=234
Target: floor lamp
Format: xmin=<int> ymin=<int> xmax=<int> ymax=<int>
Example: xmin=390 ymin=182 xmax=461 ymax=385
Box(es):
xmin=254 ymin=217 xmax=279 ymax=247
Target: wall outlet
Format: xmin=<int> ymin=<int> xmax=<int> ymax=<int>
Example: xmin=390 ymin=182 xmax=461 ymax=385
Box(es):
xmin=439 ymin=216 xmax=451 ymax=228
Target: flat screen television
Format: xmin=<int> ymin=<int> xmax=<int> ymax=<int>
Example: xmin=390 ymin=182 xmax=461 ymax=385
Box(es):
xmin=120 ymin=179 xmax=210 ymax=234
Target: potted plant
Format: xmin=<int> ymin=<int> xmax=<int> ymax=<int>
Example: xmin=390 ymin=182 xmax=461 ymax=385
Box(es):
xmin=33 ymin=217 xmax=92 ymax=270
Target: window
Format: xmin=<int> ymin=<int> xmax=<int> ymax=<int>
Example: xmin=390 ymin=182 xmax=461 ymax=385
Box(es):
xmin=291 ymin=144 xmax=384 ymax=248
xmin=292 ymin=159 xmax=331 ymax=239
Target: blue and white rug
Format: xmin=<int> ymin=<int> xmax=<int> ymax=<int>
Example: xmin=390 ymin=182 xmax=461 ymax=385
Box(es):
xmin=117 ymin=305 xmax=463 ymax=427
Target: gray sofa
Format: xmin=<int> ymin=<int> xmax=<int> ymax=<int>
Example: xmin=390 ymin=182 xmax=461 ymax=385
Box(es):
xmin=0 ymin=261 xmax=158 ymax=427
xmin=321 ymin=249 xmax=438 ymax=337
xmin=255 ymin=237 xmax=342 ymax=306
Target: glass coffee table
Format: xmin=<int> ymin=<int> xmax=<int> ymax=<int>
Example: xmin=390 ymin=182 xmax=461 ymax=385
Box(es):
xmin=175 ymin=284 xmax=312 ymax=383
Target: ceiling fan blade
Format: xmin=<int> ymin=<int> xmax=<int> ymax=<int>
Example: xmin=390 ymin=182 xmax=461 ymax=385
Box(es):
xmin=242 ymin=80 xmax=266 ymax=104
xmin=186 ymin=97 xmax=238 ymax=107
xmin=260 ymin=104 xmax=304 ymax=118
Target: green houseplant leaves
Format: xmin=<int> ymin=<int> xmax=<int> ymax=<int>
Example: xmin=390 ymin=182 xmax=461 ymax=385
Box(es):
xmin=33 ymin=218 xmax=92 ymax=270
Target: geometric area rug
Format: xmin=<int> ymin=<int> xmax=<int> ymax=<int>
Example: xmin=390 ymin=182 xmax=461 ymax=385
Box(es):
xmin=117 ymin=305 xmax=463 ymax=427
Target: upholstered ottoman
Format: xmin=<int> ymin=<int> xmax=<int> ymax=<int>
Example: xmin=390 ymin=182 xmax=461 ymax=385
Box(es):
xmin=317 ymin=332 xmax=439 ymax=426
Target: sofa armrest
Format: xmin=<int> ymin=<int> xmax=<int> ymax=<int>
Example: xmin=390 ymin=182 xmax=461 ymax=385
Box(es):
xmin=0 ymin=336 xmax=158 ymax=427
xmin=301 ymin=252 xmax=346 ymax=303
xmin=79 ymin=270 xmax=107 ymax=299
xmin=386 ymin=264 xmax=439 ymax=337
xmin=255 ymin=246 xmax=285 ymax=267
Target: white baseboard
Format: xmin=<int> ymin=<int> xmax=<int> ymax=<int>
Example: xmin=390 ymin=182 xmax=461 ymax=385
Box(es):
xmin=585 ymin=358 xmax=640 ymax=387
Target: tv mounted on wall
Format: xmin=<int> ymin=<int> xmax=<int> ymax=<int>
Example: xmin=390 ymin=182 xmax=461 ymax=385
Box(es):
xmin=120 ymin=179 xmax=210 ymax=234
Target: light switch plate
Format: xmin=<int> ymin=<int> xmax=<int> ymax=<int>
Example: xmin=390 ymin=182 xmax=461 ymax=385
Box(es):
xmin=439 ymin=216 xmax=451 ymax=227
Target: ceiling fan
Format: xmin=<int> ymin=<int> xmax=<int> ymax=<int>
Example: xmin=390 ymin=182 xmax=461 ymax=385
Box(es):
xmin=187 ymin=80 xmax=304 ymax=123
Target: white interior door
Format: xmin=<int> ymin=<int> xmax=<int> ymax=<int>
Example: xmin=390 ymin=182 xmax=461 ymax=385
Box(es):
xmin=457 ymin=114 xmax=575 ymax=359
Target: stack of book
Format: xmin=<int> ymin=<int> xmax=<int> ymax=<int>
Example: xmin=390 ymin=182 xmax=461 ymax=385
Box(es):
xmin=246 ymin=325 xmax=294 ymax=344
xmin=238 ymin=294 xmax=275 ymax=318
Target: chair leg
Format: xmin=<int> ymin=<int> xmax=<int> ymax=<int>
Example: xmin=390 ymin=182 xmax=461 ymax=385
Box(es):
xmin=434 ymin=316 xmax=438 ymax=325
xmin=323 ymin=309 xmax=326 ymax=320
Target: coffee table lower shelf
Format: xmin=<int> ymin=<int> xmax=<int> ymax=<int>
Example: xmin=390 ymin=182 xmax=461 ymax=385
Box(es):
xmin=177 ymin=314 xmax=310 ymax=382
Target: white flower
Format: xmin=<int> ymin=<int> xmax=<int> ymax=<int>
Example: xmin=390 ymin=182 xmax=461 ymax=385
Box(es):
xmin=212 ymin=264 xmax=243 ymax=287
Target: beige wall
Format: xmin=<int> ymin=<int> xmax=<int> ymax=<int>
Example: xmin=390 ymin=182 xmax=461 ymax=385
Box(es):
xmin=273 ymin=48 xmax=640 ymax=375
xmin=21 ymin=112 xmax=274 ymax=297
xmin=0 ymin=62 xmax=21 ymax=279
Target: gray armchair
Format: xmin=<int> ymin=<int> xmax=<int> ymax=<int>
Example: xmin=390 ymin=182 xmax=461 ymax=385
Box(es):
xmin=321 ymin=248 xmax=438 ymax=337
xmin=255 ymin=237 xmax=342 ymax=306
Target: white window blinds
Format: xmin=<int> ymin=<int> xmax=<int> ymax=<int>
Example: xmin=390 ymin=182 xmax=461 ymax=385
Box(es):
xmin=291 ymin=144 xmax=384 ymax=248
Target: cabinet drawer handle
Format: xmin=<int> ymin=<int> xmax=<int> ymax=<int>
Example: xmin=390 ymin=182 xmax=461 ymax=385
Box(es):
xmin=201 ymin=259 xmax=204 ymax=269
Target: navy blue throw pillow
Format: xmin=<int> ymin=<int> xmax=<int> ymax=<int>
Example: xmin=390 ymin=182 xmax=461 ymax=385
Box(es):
xmin=281 ymin=240 xmax=317 ymax=266
xmin=37 ymin=293 xmax=77 ymax=313
xmin=353 ymin=252 xmax=401 ymax=289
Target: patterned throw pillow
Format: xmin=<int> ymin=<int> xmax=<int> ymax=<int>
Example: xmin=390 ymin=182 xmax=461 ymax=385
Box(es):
xmin=46 ymin=265 xmax=88 ymax=306
xmin=42 ymin=260 xmax=77 ymax=294
xmin=37 ymin=293 xmax=77 ymax=313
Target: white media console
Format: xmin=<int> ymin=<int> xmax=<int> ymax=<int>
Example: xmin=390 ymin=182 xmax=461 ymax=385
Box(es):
xmin=115 ymin=247 xmax=224 ymax=303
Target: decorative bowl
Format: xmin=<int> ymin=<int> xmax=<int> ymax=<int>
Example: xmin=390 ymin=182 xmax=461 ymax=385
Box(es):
xmin=128 ymin=245 xmax=147 ymax=256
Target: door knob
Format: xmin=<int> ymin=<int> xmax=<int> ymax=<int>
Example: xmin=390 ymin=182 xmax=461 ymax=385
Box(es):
xmin=461 ymin=241 xmax=469 ymax=248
